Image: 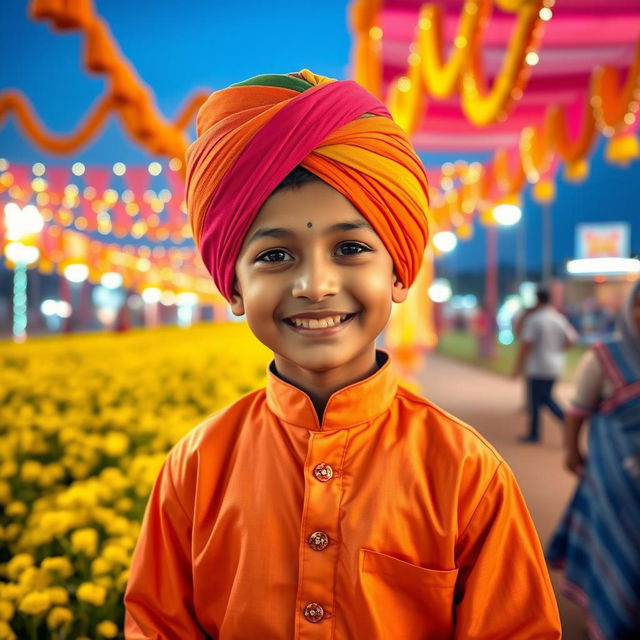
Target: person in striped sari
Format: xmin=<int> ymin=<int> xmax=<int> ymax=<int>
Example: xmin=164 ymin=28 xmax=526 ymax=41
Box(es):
xmin=548 ymin=280 xmax=640 ymax=638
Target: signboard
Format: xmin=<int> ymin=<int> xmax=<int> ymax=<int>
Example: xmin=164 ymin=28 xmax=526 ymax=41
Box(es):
xmin=575 ymin=223 xmax=630 ymax=259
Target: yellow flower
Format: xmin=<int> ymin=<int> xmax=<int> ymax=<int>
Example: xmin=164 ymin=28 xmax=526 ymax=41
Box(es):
xmin=5 ymin=554 xmax=33 ymax=581
xmin=102 ymin=544 xmax=129 ymax=566
xmin=39 ymin=511 xmax=74 ymax=537
xmin=91 ymin=557 xmax=112 ymax=576
xmin=93 ymin=575 xmax=113 ymax=589
xmin=18 ymin=567 xmax=52 ymax=590
xmin=0 ymin=601 xmax=14 ymax=621
xmin=0 ymin=584 xmax=27 ymax=603
xmin=0 ymin=482 xmax=11 ymax=505
xmin=4 ymin=502 xmax=26 ymax=518
xmin=114 ymin=497 xmax=133 ymax=513
xmin=76 ymin=582 xmax=107 ymax=607
xmin=18 ymin=590 xmax=51 ymax=616
xmin=37 ymin=464 xmax=65 ymax=488
xmin=115 ymin=569 xmax=130 ymax=591
xmin=104 ymin=516 xmax=131 ymax=536
xmin=0 ymin=461 xmax=18 ymax=479
xmin=41 ymin=556 xmax=74 ymax=579
xmin=70 ymin=462 xmax=92 ymax=480
xmin=1 ymin=524 xmax=20 ymax=543
xmin=0 ymin=620 xmax=16 ymax=640
xmin=96 ymin=620 xmax=118 ymax=638
xmin=44 ymin=586 xmax=69 ymax=606
xmin=70 ymin=527 xmax=98 ymax=557
xmin=46 ymin=606 xmax=72 ymax=629
xmin=20 ymin=460 xmax=43 ymax=483
xmin=104 ymin=432 xmax=130 ymax=457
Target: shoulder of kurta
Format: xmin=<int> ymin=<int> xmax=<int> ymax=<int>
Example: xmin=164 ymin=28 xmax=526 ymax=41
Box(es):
xmin=395 ymin=385 xmax=503 ymax=466
xmin=163 ymin=387 xmax=267 ymax=490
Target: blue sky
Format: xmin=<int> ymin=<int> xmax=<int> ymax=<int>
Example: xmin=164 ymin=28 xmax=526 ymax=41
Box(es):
xmin=1 ymin=0 xmax=639 ymax=272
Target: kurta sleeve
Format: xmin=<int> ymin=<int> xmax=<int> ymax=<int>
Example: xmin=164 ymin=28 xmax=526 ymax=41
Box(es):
xmin=124 ymin=453 xmax=207 ymax=639
xmin=453 ymin=462 xmax=561 ymax=639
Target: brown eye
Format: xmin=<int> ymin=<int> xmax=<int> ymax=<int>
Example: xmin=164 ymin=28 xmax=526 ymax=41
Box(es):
xmin=256 ymin=249 xmax=291 ymax=263
xmin=336 ymin=242 xmax=370 ymax=256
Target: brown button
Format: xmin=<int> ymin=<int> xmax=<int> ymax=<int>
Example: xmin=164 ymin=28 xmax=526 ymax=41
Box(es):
xmin=303 ymin=602 xmax=324 ymax=623
xmin=308 ymin=531 xmax=329 ymax=551
xmin=313 ymin=463 xmax=334 ymax=482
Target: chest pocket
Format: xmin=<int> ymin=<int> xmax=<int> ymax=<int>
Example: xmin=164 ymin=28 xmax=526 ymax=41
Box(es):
xmin=359 ymin=548 xmax=458 ymax=640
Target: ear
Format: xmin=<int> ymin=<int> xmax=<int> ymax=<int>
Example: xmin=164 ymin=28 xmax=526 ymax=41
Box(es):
xmin=229 ymin=277 xmax=245 ymax=316
xmin=391 ymin=272 xmax=408 ymax=304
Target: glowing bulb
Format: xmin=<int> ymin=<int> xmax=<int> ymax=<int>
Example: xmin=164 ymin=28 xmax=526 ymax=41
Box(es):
xmin=428 ymin=279 xmax=452 ymax=303
xmin=432 ymin=231 xmax=458 ymax=253
xmin=539 ymin=7 xmax=552 ymax=20
xmin=492 ymin=203 xmax=522 ymax=226
xmin=113 ymin=162 xmax=127 ymax=176
xmin=64 ymin=264 xmax=89 ymax=282
xmin=525 ymin=51 xmax=539 ymax=66
xmin=148 ymin=162 xmax=162 ymax=176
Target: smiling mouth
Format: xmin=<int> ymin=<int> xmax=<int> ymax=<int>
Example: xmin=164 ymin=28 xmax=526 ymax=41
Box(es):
xmin=283 ymin=312 xmax=358 ymax=330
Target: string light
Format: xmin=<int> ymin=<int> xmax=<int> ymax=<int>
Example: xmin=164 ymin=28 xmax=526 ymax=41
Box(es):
xmin=148 ymin=162 xmax=162 ymax=176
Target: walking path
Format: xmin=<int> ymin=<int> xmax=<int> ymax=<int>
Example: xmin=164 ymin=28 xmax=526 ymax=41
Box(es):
xmin=414 ymin=353 xmax=587 ymax=639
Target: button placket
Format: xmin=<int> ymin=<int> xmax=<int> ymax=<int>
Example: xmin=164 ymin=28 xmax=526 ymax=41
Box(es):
xmin=295 ymin=429 xmax=349 ymax=639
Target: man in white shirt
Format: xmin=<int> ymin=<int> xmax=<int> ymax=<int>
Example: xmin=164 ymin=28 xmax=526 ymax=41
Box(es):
xmin=513 ymin=288 xmax=578 ymax=442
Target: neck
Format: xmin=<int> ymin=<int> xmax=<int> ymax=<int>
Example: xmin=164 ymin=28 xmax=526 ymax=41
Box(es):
xmin=272 ymin=346 xmax=381 ymax=423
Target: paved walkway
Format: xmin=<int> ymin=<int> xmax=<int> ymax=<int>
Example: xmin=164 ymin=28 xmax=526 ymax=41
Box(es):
xmin=413 ymin=353 xmax=587 ymax=639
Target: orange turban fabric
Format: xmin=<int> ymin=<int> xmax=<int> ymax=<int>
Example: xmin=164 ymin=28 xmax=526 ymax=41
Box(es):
xmin=185 ymin=69 xmax=429 ymax=301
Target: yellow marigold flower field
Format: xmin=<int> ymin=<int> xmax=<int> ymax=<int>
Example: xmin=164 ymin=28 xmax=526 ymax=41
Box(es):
xmin=0 ymin=322 xmax=271 ymax=639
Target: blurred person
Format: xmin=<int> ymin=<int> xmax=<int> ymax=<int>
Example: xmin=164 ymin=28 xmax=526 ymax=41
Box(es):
xmin=124 ymin=70 xmax=561 ymax=638
xmin=513 ymin=287 xmax=578 ymax=442
xmin=547 ymin=280 xmax=640 ymax=639
xmin=474 ymin=303 xmax=494 ymax=360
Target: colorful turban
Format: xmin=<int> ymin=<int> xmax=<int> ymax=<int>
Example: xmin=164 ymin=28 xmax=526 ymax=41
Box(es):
xmin=185 ymin=69 xmax=430 ymax=301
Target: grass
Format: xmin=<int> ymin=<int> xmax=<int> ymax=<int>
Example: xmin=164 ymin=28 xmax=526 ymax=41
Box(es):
xmin=435 ymin=330 xmax=586 ymax=382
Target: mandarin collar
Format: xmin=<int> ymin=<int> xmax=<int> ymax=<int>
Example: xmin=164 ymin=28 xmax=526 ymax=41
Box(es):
xmin=265 ymin=349 xmax=398 ymax=431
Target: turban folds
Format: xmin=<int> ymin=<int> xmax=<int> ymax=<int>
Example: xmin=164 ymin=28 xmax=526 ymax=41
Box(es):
xmin=185 ymin=69 xmax=430 ymax=301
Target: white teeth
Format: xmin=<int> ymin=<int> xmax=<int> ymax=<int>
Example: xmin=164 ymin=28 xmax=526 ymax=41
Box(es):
xmin=290 ymin=314 xmax=349 ymax=329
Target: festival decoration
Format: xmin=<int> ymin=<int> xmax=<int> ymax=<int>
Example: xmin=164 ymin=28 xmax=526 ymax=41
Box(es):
xmin=350 ymin=0 xmax=640 ymax=216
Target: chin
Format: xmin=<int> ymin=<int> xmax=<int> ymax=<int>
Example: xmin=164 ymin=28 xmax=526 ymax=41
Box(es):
xmin=284 ymin=346 xmax=354 ymax=371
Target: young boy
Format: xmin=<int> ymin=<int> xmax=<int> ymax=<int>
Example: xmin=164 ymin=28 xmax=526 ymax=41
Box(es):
xmin=124 ymin=70 xmax=561 ymax=639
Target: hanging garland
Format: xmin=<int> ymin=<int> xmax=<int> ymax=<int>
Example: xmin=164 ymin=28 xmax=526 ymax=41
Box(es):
xmin=351 ymin=0 xmax=640 ymax=216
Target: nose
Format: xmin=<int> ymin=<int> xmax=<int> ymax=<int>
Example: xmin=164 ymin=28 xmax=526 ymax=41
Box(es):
xmin=291 ymin=250 xmax=339 ymax=301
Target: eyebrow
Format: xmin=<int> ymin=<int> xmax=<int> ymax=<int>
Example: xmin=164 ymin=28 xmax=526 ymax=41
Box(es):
xmin=247 ymin=220 xmax=375 ymax=246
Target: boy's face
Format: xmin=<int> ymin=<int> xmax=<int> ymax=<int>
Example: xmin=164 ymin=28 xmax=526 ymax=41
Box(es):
xmin=230 ymin=180 xmax=408 ymax=375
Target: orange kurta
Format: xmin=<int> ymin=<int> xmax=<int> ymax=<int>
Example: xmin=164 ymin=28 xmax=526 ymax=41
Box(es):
xmin=124 ymin=350 xmax=561 ymax=639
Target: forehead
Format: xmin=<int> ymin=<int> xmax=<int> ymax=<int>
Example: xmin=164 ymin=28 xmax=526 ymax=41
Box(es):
xmin=247 ymin=180 xmax=370 ymax=235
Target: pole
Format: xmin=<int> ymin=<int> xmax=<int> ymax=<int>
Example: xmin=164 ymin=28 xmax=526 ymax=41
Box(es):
xmin=516 ymin=210 xmax=526 ymax=285
xmin=542 ymin=201 xmax=552 ymax=284
xmin=485 ymin=225 xmax=497 ymax=358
